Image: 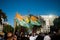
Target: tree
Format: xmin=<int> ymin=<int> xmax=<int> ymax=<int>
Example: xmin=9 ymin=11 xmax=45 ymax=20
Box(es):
xmin=50 ymin=16 xmax=60 ymax=33
xmin=3 ymin=25 xmax=14 ymax=33
xmin=53 ymin=16 xmax=60 ymax=28
xmin=0 ymin=9 xmax=7 ymax=24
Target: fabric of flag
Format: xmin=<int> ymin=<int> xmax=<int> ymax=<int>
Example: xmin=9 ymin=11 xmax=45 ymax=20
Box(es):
xmin=30 ymin=16 xmax=41 ymax=26
xmin=15 ymin=13 xmax=23 ymax=21
xmin=15 ymin=13 xmax=30 ymax=28
xmin=24 ymin=17 xmax=30 ymax=23
xmin=16 ymin=19 xmax=30 ymax=28
xmin=15 ymin=13 xmax=41 ymax=28
xmin=31 ymin=16 xmax=37 ymax=21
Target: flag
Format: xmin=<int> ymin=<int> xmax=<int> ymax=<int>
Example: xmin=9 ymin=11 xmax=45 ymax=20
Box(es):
xmin=24 ymin=17 xmax=30 ymax=23
xmin=16 ymin=19 xmax=30 ymax=28
xmin=31 ymin=16 xmax=37 ymax=21
xmin=30 ymin=16 xmax=41 ymax=26
xmin=15 ymin=13 xmax=30 ymax=28
xmin=15 ymin=13 xmax=23 ymax=21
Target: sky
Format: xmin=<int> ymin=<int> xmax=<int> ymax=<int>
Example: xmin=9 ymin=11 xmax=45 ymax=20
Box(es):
xmin=0 ymin=0 xmax=60 ymax=26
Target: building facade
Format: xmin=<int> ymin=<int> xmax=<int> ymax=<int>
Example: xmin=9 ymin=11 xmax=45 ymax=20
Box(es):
xmin=40 ymin=15 xmax=58 ymax=33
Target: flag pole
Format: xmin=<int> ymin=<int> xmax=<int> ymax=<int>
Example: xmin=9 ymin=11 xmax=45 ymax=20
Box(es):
xmin=14 ymin=12 xmax=18 ymax=34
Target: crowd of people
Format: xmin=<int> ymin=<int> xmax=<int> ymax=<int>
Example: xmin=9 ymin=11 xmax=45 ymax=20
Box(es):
xmin=0 ymin=28 xmax=60 ymax=40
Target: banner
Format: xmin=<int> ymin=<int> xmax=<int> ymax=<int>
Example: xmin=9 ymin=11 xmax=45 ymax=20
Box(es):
xmin=15 ymin=13 xmax=30 ymax=28
xmin=30 ymin=16 xmax=41 ymax=26
xmin=15 ymin=13 xmax=41 ymax=28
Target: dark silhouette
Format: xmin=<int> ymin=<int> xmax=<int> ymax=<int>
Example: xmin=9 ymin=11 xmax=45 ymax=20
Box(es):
xmin=0 ymin=9 xmax=7 ymax=25
xmin=50 ymin=16 xmax=60 ymax=40
xmin=36 ymin=33 xmax=44 ymax=40
xmin=53 ymin=16 xmax=60 ymax=28
xmin=51 ymin=28 xmax=60 ymax=40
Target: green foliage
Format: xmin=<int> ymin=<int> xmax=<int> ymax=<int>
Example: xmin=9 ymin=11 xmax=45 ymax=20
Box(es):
xmin=50 ymin=17 xmax=60 ymax=33
xmin=3 ymin=25 xmax=14 ymax=33
xmin=0 ymin=9 xmax=7 ymax=22
xmin=53 ymin=16 xmax=60 ymax=28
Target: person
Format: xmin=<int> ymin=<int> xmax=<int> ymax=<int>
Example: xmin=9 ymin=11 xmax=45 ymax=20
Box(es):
xmin=13 ymin=35 xmax=17 ymax=40
xmin=7 ymin=32 xmax=13 ymax=40
xmin=36 ymin=33 xmax=44 ymax=40
xmin=51 ymin=28 xmax=60 ymax=40
xmin=44 ymin=32 xmax=51 ymax=40
xmin=4 ymin=33 xmax=7 ymax=40
xmin=25 ymin=34 xmax=29 ymax=40
xmin=21 ymin=34 xmax=27 ymax=40
xmin=29 ymin=33 xmax=36 ymax=40
xmin=0 ymin=35 xmax=4 ymax=40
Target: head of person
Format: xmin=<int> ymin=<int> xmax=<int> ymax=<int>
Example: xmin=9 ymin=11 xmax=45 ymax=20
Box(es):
xmin=7 ymin=32 xmax=13 ymax=38
xmin=55 ymin=28 xmax=60 ymax=35
xmin=0 ymin=35 xmax=3 ymax=38
xmin=13 ymin=35 xmax=17 ymax=40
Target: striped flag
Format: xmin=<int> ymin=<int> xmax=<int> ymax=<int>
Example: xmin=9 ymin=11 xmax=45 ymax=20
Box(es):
xmin=15 ymin=13 xmax=30 ymax=28
xmin=30 ymin=16 xmax=41 ymax=26
xmin=15 ymin=13 xmax=23 ymax=21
